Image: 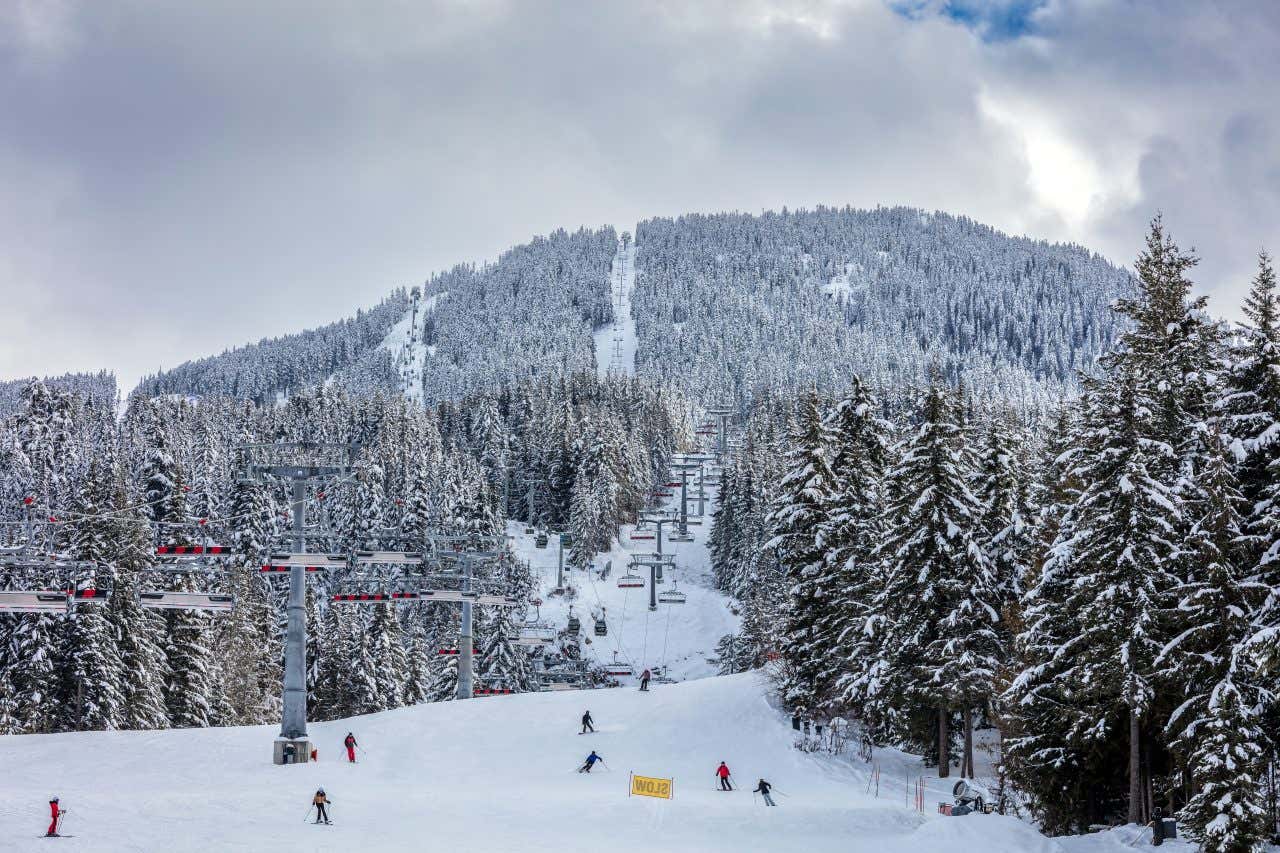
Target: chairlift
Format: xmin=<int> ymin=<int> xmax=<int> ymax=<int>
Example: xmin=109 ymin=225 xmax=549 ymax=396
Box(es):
xmin=155 ymin=545 xmax=233 ymax=556
xmin=534 ymin=531 xmax=549 ymax=549
xmin=604 ymin=653 xmax=633 ymax=677
xmin=353 ymin=550 xmax=423 ymax=566
xmin=0 ymin=590 xmax=70 ymax=613
xmin=629 ymin=532 xmax=655 ymax=541
xmin=658 ymin=584 xmax=687 ymax=605
xmin=616 ymin=571 xmax=644 ymax=589
xmin=566 ymin=606 xmax=581 ymax=636
xmin=332 ymin=590 xmax=421 ymax=604
xmin=262 ymin=553 xmax=348 ymax=570
xmin=139 ymin=591 xmax=235 ymax=612
xmin=474 ymin=684 xmax=514 ymax=697
xmin=594 ymin=608 xmax=608 ymax=637
xmin=437 ymin=646 xmax=480 ymax=656
xmin=516 ymin=626 xmax=556 ymax=647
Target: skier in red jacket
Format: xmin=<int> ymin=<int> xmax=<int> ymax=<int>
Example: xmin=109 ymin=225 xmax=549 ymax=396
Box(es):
xmin=716 ymin=762 xmax=733 ymax=791
xmin=47 ymin=796 xmax=65 ymax=837
xmin=344 ymin=732 xmax=358 ymax=763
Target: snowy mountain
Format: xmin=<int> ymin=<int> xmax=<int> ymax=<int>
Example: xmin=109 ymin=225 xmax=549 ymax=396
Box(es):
xmin=131 ymin=207 xmax=1130 ymax=409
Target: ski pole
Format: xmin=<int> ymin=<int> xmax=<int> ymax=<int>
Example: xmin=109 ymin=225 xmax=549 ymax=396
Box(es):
xmin=302 ymin=805 xmax=315 ymax=823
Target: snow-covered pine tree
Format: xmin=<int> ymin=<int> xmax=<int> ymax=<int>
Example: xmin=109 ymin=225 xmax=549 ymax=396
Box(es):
xmin=61 ymin=460 xmax=125 ymax=731
xmin=975 ymin=413 xmax=1032 ymax=603
xmin=346 ymin=611 xmax=382 ymax=715
xmin=821 ymin=377 xmax=891 ymax=718
xmin=368 ymin=604 xmax=408 ymax=710
xmin=478 ymin=606 xmax=534 ymax=693
xmin=870 ymin=385 xmax=999 ymax=778
xmin=402 ymin=632 xmax=431 ymax=706
xmin=765 ymin=395 xmax=836 ymax=719
xmin=427 ymin=647 xmax=459 ymax=702
xmin=223 ymin=474 xmax=281 ymax=724
xmin=313 ymin=599 xmax=351 ymax=719
xmin=1157 ymin=427 xmax=1270 ymax=850
xmin=1042 ymin=366 xmax=1180 ymax=824
xmin=108 ymin=469 xmax=171 ymax=730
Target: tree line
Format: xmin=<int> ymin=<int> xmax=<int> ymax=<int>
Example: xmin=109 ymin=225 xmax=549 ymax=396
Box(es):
xmin=710 ymin=220 xmax=1280 ymax=851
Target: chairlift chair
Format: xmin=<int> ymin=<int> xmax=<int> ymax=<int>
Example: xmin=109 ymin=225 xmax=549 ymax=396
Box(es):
xmin=616 ymin=571 xmax=644 ymax=589
xmin=139 ymin=590 xmax=235 ymax=611
xmin=516 ymin=626 xmax=556 ymax=647
xmin=657 ymin=580 xmax=687 ymax=605
xmin=0 ymin=590 xmax=70 ymax=613
xmin=594 ymin=608 xmax=608 ymax=637
xmin=353 ymin=550 xmax=423 ymax=566
xmin=566 ymin=606 xmax=581 ymax=636
xmin=534 ymin=531 xmax=549 ymax=549
xmin=604 ymin=653 xmax=634 ymax=677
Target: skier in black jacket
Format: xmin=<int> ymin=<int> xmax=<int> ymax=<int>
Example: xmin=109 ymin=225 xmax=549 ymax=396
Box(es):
xmin=581 ymin=710 xmax=595 ymax=734
xmin=753 ymin=779 xmax=775 ymax=806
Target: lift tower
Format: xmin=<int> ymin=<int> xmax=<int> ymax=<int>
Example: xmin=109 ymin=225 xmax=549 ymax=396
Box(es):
xmin=239 ymin=440 xmax=357 ymax=763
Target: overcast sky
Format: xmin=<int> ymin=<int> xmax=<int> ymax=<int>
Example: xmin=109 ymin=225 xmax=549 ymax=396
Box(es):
xmin=2 ymin=0 xmax=1277 ymax=394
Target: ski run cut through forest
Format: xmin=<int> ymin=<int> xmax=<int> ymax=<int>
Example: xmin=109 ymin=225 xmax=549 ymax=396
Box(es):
xmin=4 ymin=207 xmax=1280 ymax=853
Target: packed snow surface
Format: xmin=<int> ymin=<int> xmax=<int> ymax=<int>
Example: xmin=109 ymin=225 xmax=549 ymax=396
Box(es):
xmin=510 ymin=479 xmax=736 ymax=683
xmin=593 ymin=238 xmax=637 ymax=379
xmin=0 ymin=671 xmax=1191 ymax=852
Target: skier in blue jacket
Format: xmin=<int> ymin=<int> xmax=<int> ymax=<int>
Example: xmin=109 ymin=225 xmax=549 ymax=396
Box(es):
xmin=578 ymin=751 xmax=604 ymax=773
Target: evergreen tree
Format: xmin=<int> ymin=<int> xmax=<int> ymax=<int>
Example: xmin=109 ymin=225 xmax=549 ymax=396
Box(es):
xmin=368 ymin=604 xmax=408 ymax=710
xmin=1157 ymin=431 xmax=1270 ymax=850
xmin=478 ymin=607 xmax=534 ymax=692
xmin=765 ymin=396 xmax=835 ymax=718
xmin=822 ymin=378 xmax=891 ymax=717
xmin=869 ymin=385 xmax=998 ymax=778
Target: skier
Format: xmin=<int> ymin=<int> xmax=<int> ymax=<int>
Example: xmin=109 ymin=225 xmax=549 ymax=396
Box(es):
xmin=312 ymin=788 xmax=332 ymax=825
xmin=716 ymin=762 xmax=733 ymax=791
xmin=581 ymin=710 xmax=595 ymax=734
xmin=578 ymin=751 xmax=604 ymax=773
xmin=46 ymin=796 xmax=65 ymax=837
xmin=282 ymin=742 xmax=296 ymax=764
xmin=639 ymin=669 xmax=651 ymax=691
xmin=753 ymin=778 xmax=776 ymax=806
xmin=344 ymin=732 xmax=358 ymax=763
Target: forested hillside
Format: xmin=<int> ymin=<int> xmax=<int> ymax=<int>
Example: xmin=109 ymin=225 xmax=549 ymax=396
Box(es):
xmin=0 ymin=373 xmax=691 ymax=733
xmin=634 ymin=207 xmax=1130 ymax=410
xmin=133 ymin=292 xmax=412 ymax=404
xmin=0 ymin=371 xmax=116 ymax=419
xmin=130 ymin=209 xmax=1128 ymax=410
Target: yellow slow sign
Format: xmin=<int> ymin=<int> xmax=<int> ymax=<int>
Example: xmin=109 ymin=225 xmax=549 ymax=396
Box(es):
xmin=630 ymin=773 xmax=674 ymax=800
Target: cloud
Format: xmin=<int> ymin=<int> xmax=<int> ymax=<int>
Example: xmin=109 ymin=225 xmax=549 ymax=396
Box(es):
xmin=0 ymin=0 xmax=1275 ymax=393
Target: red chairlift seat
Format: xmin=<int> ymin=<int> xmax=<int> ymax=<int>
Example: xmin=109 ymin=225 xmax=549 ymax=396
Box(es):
xmin=155 ymin=545 xmax=233 ymax=556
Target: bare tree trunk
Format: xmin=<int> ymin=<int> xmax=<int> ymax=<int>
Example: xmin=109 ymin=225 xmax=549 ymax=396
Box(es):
xmin=1128 ymin=709 xmax=1142 ymax=824
xmin=963 ymin=707 xmax=975 ymax=779
xmin=939 ymin=707 xmax=950 ymax=779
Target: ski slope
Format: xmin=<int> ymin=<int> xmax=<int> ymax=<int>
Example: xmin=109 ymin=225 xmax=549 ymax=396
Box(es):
xmin=380 ymin=291 xmax=448 ymax=402
xmin=511 ymin=476 xmax=737 ymax=684
xmin=0 ymin=672 xmax=1185 ymax=852
xmin=593 ymin=237 xmax=638 ymax=379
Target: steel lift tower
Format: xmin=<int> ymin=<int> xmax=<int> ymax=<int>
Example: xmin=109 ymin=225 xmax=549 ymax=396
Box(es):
xmin=239 ymin=440 xmax=357 ymax=764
